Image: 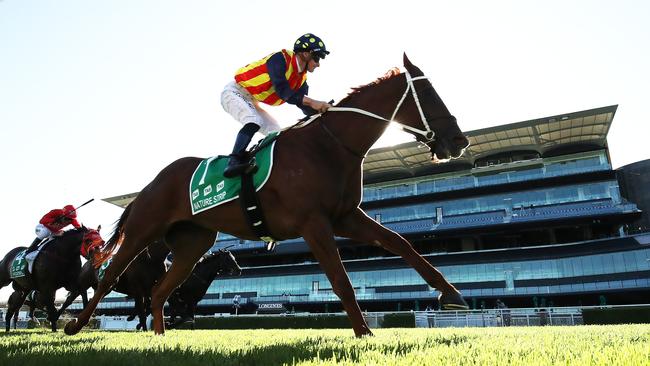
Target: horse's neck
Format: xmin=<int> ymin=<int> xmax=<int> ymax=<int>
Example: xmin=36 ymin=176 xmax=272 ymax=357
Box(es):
xmin=51 ymin=233 xmax=82 ymax=257
xmin=327 ymin=74 xmax=407 ymax=157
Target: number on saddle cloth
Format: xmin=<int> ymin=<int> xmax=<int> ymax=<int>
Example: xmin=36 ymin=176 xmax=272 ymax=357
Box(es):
xmin=11 ymin=238 xmax=55 ymax=278
xmin=9 ymin=250 xmax=28 ymax=279
xmin=189 ymin=132 xmax=279 ymax=215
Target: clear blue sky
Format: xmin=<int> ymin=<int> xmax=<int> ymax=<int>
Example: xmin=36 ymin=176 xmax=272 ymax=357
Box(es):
xmin=1 ymin=0 xmax=649 ymax=301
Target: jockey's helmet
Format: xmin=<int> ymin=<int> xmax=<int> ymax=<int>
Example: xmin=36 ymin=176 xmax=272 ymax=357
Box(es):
xmin=293 ymin=34 xmax=329 ymax=60
xmin=64 ymin=204 xmax=77 ymax=218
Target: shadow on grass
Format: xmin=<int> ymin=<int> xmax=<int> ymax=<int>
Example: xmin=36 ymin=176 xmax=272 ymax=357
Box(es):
xmin=0 ymin=336 xmax=451 ymax=366
xmin=0 ymin=331 xmax=473 ymax=366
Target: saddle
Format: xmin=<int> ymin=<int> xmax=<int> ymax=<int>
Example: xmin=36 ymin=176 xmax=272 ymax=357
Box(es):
xmin=10 ymin=238 xmax=53 ymax=280
xmin=189 ymin=132 xmax=280 ymax=251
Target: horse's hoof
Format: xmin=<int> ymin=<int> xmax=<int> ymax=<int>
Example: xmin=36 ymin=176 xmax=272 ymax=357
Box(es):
xmin=64 ymin=320 xmax=80 ymax=335
xmin=438 ymin=291 xmax=469 ymax=310
xmin=355 ymin=329 xmax=374 ymax=338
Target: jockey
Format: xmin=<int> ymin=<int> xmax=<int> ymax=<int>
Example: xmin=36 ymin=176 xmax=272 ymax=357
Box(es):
xmin=221 ymin=33 xmax=332 ymax=178
xmin=25 ymin=204 xmax=81 ymax=254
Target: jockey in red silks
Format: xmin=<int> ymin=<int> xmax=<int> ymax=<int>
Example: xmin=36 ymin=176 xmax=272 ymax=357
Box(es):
xmin=26 ymin=205 xmax=81 ymax=254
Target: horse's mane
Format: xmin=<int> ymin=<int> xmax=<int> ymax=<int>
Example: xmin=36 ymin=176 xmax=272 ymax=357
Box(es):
xmin=61 ymin=226 xmax=86 ymax=237
xmin=338 ymin=68 xmax=402 ymax=105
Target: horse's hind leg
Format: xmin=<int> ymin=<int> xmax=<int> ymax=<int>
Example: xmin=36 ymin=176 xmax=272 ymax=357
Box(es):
xmin=5 ymin=290 xmax=28 ymax=332
xmin=334 ymin=208 xmax=468 ymax=310
xmin=65 ymin=228 xmax=162 ymax=335
xmin=150 ymin=223 xmax=216 ymax=335
xmin=301 ymin=215 xmax=373 ymax=337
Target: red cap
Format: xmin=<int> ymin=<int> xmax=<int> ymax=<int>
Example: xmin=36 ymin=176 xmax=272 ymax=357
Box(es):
xmin=64 ymin=204 xmax=77 ymax=218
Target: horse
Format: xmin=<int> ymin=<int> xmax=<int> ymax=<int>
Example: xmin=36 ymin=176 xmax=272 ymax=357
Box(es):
xmin=0 ymin=226 xmax=103 ymax=331
xmin=8 ymin=290 xmax=59 ymax=329
xmin=167 ymin=249 xmax=241 ymax=328
xmin=74 ymin=240 xmax=169 ymax=330
xmin=66 ymin=54 xmax=470 ymax=337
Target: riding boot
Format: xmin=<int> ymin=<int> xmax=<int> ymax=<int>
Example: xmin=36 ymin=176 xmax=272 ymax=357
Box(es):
xmin=223 ymin=123 xmax=260 ymax=178
xmin=25 ymin=237 xmax=42 ymax=254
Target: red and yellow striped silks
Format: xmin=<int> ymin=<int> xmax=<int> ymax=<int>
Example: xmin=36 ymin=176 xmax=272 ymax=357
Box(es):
xmin=234 ymin=49 xmax=307 ymax=105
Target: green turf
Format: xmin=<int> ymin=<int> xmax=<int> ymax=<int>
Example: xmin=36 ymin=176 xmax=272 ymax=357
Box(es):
xmin=1 ymin=325 xmax=649 ymax=365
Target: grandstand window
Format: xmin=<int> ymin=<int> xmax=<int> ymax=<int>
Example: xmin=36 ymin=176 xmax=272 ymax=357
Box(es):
xmin=623 ymin=252 xmax=639 ymax=271
xmin=612 ymin=253 xmax=627 ymax=272
xmin=581 ymin=257 xmax=595 ymax=276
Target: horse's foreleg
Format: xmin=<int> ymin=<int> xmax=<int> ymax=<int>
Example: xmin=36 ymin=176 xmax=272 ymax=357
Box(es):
xmin=134 ymin=295 xmax=147 ymax=331
xmin=12 ymin=308 xmax=18 ymax=330
xmin=57 ymin=290 xmax=79 ymax=318
xmin=334 ymin=209 xmax=468 ymax=310
xmin=81 ymin=290 xmax=88 ymax=308
xmin=40 ymin=291 xmax=59 ymax=332
xmin=302 ymin=215 xmax=372 ymax=337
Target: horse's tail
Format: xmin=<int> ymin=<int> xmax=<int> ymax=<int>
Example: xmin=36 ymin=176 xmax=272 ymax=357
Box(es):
xmin=95 ymin=202 xmax=133 ymax=268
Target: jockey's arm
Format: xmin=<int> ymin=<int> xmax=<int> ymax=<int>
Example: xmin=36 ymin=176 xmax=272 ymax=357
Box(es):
xmin=39 ymin=209 xmax=63 ymax=225
xmin=267 ymin=52 xmax=311 ymax=111
xmin=302 ymin=96 xmax=332 ymax=114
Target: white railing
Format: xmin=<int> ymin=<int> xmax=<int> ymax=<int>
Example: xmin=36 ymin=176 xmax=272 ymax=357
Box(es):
xmin=414 ymin=307 xmax=585 ymax=328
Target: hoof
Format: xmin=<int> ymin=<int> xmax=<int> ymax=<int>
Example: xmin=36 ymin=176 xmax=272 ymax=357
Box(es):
xmin=438 ymin=291 xmax=469 ymax=310
xmin=355 ymin=329 xmax=374 ymax=338
xmin=64 ymin=320 xmax=80 ymax=336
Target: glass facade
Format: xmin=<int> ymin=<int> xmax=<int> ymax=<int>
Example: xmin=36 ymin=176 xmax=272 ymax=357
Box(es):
xmin=194 ymin=247 xmax=650 ymax=306
xmin=365 ymin=181 xmax=620 ymax=223
xmin=362 ymin=151 xmax=610 ymax=202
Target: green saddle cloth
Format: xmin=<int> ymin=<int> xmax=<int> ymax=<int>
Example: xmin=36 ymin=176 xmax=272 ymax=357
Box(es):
xmin=189 ymin=132 xmax=278 ymax=215
xmin=9 ymin=249 xmax=28 ymax=279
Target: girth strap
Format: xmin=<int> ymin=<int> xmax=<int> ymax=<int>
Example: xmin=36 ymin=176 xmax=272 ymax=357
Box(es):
xmin=239 ymin=171 xmax=277 ymax=251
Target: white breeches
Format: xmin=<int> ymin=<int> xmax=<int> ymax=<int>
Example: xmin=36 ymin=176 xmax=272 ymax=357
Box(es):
xmin=221 ymin=81 xmax=281 ymax=135
xmin=35 ymin=224 xmax=52 ymax=240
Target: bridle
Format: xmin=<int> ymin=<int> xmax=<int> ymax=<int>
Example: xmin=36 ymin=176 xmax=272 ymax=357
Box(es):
xmin=315 ymin=70 xmax=454 ymax=157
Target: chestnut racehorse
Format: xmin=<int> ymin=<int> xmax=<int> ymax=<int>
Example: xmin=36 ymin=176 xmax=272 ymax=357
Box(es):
xmin=65 ymin=54 xmax=470 ymax=337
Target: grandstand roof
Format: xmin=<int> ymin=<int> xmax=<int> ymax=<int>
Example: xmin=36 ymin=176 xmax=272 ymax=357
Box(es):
xmin=104 ymin=105 xmax=617 ymax=208
xmin=363 ymin=105 xmax=617 ymax=182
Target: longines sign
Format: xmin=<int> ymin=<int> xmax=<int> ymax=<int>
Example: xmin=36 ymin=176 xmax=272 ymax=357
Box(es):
xmin=257 ymin=303 xmax=285 ymax=310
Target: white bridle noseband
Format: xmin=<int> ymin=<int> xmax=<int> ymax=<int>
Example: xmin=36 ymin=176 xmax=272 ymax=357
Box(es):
xmin=321 ymin=69 xmax=436 ymax=142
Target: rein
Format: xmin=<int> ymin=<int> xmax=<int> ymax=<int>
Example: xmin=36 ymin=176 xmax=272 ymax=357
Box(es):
xmin=326 ymin=70 xmax=438 ymax=140
xmin=304 ymin=70 xmax=452 ymax=158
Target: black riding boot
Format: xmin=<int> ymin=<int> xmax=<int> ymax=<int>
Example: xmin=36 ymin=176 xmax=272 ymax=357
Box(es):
xmin=223 ymin=123 xmax=260 ymax=178
xmin=25 ymin=237 xmax=42 ymax=254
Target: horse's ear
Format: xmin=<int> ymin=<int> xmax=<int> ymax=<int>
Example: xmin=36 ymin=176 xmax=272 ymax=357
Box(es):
xmin=403 ymin=53 xmax=412 ymax=67
xmin=97 ymin=225 xmax=101 ymax=232
xmin=403 ymin=52 xmax=424 ymax=77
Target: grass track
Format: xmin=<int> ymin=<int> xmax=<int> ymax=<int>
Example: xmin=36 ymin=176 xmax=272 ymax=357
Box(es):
xmin=1 ymin=325 xmax=649 ymax=365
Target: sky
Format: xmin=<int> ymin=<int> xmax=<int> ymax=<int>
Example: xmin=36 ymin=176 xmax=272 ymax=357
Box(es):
xmin=1 ymin=0 xmax=649 ymax=302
